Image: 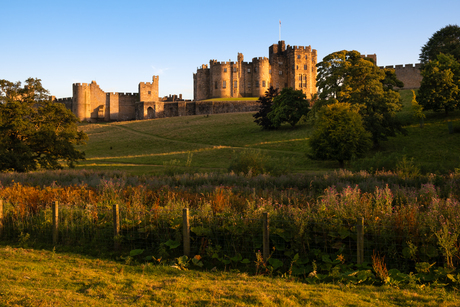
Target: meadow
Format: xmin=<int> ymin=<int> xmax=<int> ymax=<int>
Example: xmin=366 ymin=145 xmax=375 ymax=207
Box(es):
xmin=1 ymin=90 xmax=460 ymax=305
xmin=72 ymin=90 xmax=460 ymax=176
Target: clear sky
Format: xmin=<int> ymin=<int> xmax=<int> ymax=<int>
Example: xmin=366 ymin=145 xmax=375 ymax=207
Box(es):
xmin=2 ymin=0 xmax=459 ymax=99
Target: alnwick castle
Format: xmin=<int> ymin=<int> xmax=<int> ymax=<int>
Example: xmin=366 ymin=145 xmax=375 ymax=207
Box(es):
xmin=54 ymin=41 xmax=422 ymax=122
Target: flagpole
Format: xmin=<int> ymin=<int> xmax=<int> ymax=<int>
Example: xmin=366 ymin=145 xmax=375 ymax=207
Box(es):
xmin=279 ymin=20 xmax=281 ymax=41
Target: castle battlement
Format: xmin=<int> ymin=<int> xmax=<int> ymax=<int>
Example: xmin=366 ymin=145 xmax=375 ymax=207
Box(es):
xmin=73 ymin=83 xmax=89 ymax=87
xmin=382 ymin=63 xmax=421 ymax=70
xmin=288 ymin=45 xmax=312 ymax=51
xmin=55 ymin=97 xmax=72 ymax=102
xmin=252 ymin=57 xmax=269 ymax=61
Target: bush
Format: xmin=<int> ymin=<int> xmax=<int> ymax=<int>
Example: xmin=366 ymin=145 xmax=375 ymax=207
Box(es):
xmin=228 ymin=149 xmax=291 ymax=176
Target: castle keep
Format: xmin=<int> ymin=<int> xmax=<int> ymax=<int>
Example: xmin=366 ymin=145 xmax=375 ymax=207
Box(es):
xmin=194 ymin=41 xmax=318 ymax=100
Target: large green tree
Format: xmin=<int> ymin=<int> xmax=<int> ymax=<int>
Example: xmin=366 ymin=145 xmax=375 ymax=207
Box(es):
xmin=417 ymin=53 xmax=460 ymax=115
xmin=268 ymin=87 xmax=310 ymax=128
xmin=308 ymin=102 xmax=372 ymax=168
xmin=316 ymin=50 xmax=405 ymax=145
xmin=0 ymin=78 xmax=87 ymax=172
xmin=253 ymin=86 xmax=279 ymax=130
xmin=419 ymin=24 xmax=460 ymax=65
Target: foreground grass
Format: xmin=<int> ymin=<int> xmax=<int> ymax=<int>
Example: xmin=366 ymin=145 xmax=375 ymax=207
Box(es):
xmin=1 ymin=246 xmax=460 ymax=306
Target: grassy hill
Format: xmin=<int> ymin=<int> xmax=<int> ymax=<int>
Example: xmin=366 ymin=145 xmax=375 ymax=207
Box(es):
xmin=75 ymin=90 xmax=460 ymax=175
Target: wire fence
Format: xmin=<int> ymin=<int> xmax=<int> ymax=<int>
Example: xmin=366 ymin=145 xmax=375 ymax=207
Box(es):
xmin=0 ymin=199 xmax=447 ymax=273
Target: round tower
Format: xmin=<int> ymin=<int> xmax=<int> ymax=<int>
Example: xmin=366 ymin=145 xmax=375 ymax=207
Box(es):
xmin=252 ymin=57 xmax=271 ymax=97
xmin=210 ymin=61 xmax=231 ymax=98
xmin=72 ymin=83 xmax=90 ymax=121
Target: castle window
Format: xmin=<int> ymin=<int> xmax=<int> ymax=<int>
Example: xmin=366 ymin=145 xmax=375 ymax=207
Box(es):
xmin=234 ymin=81 xmax=237 ymax=88
xmin=148 ymin=91 xmax=151 ymax=95
xmin=305 ymin=55 xmax=308 ymax=59
xmin=278 ymin=61 xmax=283 ymax=65
xmin=292 ymin=65 xmax=295 ymax=70
xmin=297 ymin=55 xmax=301 ymax=59
xmin=224 ymin=68 xmax=227 ymax=72
xmin=304 ymin=65 xmax=307 ymax=70
xmin=223 ymin=81 xmax=226 ymax=88
xmin=256 ymin=81 xmax=259 ymax=88
xmin=248 ymin=68 xmax=251 ymax=73
xmin=215 ymin=81 xmax=218 ymax=89
xmin=303 ymin=83 xmax=307 ymax=87
xmin=299 ymin=75 xmax=302 ymax=81
xmin=254 ymin=67 xmax=258 ymax=73
xmin=279 ymin=70 xmax=282 ymax=75
xmin=296 ymin=65 xmax=299 ymax=70
xmin=276 ymin=82 xmax=279 ymax=88
xmin=233 ymin=67 xmax=237 ymax=72
xmin=269 ymin=69 xmax=271 ymax=74
xmin=262 ymin=80 xmax=266 ymax=87
xmin=248 ymin=82 xmax=251 ymax=88
xmin=299 ymin=83 xmax=302 ymax=88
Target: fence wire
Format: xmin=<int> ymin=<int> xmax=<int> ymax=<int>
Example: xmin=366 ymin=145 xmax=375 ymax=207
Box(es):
xmin=0 ymin=202 xmax=450 ymax=272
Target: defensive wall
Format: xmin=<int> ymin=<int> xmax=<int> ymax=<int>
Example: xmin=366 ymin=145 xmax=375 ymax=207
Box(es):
xmin=381 ymin=63 xmax=422 ymax=89
xmin=55 ymin=75 xmax=258 ymax=122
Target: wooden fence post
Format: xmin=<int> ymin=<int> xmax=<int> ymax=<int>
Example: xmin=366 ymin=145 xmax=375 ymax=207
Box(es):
xmin=357 ymin=217 xmax=364 ymax=265
xmin=263 ymin=212 xmax=269 ymax=261
xmin=113 ymin=204 xmax=120 ymax=251
xmin=52 ymin=201 xmax=59 ymax=245
xmin=0 ymin=199 xmax=3 ymax=237
xmin=183 ymin=208 xmax=190 ymax=257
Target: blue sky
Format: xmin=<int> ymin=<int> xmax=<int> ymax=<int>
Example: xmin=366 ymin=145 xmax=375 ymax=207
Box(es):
xmin=2 ymin=0 xmax=459 ymax=99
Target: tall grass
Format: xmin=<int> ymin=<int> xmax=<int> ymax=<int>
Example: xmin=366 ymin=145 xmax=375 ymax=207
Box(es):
xmin=2 ymin=169 xmax=460 ymax=276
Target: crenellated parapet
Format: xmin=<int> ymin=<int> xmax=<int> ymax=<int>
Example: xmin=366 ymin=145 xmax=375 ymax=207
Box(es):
xmin=380 ymin=63 xmax=422 ymax=89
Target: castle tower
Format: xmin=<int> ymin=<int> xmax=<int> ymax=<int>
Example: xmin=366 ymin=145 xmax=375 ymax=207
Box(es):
xmin=210 ymin=60 xmax=231 ymax=98
xmin=194 ymin=64 xmax=210 ymax=101
xmin=72 ymin=83 xmax=91 ymax=121
xmin=251 ymin=57 xmax=271 ymax=97
xmin=137 ymin=76 xmax=160 ymax=120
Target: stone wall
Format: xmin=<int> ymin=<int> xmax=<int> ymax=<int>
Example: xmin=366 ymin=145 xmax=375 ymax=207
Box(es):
xmin=383 ymin=64 xmax=422 ymax=89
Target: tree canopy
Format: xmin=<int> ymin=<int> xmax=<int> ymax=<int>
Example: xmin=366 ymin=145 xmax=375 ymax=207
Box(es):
xmin=308 ymin=102 xmax=372 ymax=168
xmin=419 ymin=24 xmax=460 ymax=65
xmin=417 ymin=53 xmax=460 ymax=115
xmin=0 ymin=78 xmax=87 ymax=172
xmin=316 ymin=50 xmax=405 ymax=145
xmin=268 ymin=87 xmax=310 ymax=128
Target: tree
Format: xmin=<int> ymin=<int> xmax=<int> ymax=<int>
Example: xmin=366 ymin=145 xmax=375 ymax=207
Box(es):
xmin=308 ymin=102 xmax=372 ymax=168
xmin=417 ymin=53 xmax=460 ymax=115
xmin=316 ymin=50 xmax=405 ymax=145
xmin=0 ymin=78 xmax=87 ymax=172
xmin=253 ymin=86 xmax=279 ymax=130
xmin=420 ymin=24 xmax=460 ymax=65
xmin=268 ymin=87 xmax=310 ymax=128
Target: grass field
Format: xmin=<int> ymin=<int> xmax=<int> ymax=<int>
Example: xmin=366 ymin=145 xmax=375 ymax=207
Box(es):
xmin=2 ymin=246 xmax=460 ymax=306
xmin=3 ymin=90 xmax=460 ymax=306
xmin=75 ymin=90 xmax=460 ymax=175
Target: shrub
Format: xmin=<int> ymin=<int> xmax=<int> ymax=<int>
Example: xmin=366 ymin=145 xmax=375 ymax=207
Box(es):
xmin=228 ymin=149 xmax=290 ymax=176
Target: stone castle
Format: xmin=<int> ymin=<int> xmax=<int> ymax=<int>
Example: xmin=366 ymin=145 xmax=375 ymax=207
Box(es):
xmin=193 ymin=41 xmax=317 ymax=100
xmin=55 ymin=40 xmax=422 ymax=122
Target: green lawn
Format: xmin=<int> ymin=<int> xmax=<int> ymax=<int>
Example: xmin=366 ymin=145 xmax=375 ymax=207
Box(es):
xmin=1 ymin=246 xmax=459 ymax=306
